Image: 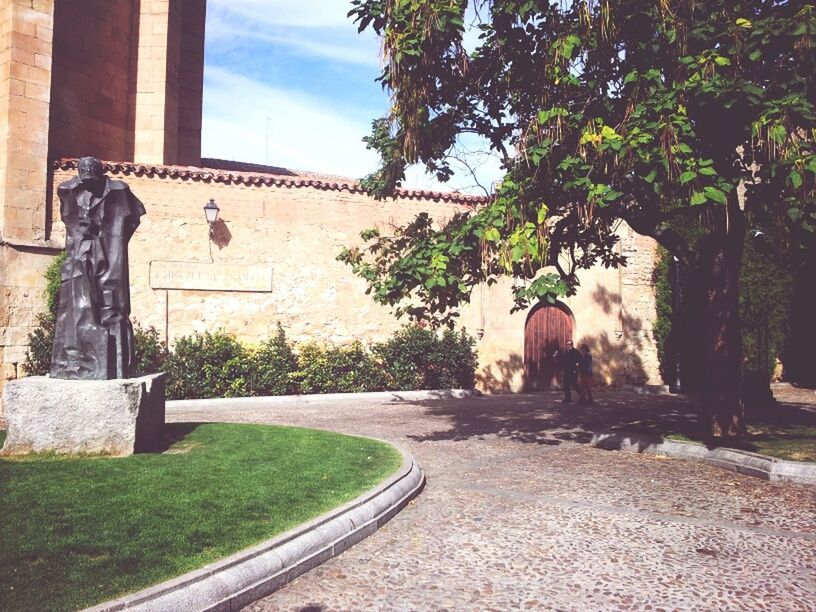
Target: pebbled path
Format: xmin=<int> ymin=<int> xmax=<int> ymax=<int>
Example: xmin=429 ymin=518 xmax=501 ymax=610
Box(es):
xmin=168 ymin=390 xmax=816 ymax=611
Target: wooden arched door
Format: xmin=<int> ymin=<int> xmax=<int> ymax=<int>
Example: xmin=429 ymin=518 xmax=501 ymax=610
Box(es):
xmin=524 ymin=303 xmax=574 ymax=391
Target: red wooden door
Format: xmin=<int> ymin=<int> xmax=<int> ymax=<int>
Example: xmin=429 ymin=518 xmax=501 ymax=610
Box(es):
xmin=524 ymin=304 xmax=573 ymax=391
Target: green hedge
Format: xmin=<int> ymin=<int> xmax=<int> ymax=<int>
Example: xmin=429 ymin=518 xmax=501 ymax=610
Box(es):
xmin=373 ymin=325 xmax=477 ymax=390
xmin=162 ymin=324 xmax=478 ymax=400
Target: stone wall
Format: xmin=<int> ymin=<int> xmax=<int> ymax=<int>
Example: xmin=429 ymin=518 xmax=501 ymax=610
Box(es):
xmin=47 ymin=165 xmax=482 ymax=350
xmin=130 ymin=0 xmax=206 ymax=165
xmin=0 ymin=0 xmax=53 ymax=244
xmin=0 ymin=160 xmax=660 ymax=421
xmin=49 ymin=0 xmax=136 ymax=162
xmin=46 ymin=0 xmax=206 ymax=166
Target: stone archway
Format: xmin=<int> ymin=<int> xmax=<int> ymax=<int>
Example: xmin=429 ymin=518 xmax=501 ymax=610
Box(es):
xmin=524 ymin=302 xmax=574 ymax=391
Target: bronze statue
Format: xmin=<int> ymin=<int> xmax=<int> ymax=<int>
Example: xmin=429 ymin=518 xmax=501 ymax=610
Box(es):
xmin=51 ymin=157 xmax=145 ymax=380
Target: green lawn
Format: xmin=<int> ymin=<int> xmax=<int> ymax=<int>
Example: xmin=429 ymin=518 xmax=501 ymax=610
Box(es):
xmin=0 ymin=423 xmax=401 ymax=611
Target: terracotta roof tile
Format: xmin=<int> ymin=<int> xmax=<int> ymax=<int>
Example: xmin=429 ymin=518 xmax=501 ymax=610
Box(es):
xmin=53 ymin=158 xmax=489 ymax=206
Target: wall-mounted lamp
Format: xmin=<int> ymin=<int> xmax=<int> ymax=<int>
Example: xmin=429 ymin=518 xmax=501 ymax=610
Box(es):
xmin=204 ymin=198 xmax=220 ymax=224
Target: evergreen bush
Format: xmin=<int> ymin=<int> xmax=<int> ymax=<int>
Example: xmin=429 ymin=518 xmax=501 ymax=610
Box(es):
xmin=22 ymin=253 xmax=66 ymax=376
xmin=294 ymin=341 xmax=386 ymax=394
xmin=132 ymin=324 xmax=168 ymax=375
xmin=653 ymin=235 xmax=794 ymax=385
xmin=374 ymin=325 xmax=477 ymax=390
xmin=247 ymin=323 xmax=299 ymax=396
xmin=165 ymin=331 xmax=250 ymax=400
xmin=24 ymin=257 xmax=479 ymax=398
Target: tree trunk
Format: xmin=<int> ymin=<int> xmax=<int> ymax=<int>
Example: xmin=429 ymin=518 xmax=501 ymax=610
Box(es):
xmin=689 ymin=197 xmax=747 ymax=437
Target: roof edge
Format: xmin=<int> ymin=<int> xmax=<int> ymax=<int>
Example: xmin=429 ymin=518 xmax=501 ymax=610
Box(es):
xmin=52 ymin=158 xmax=489 ymax=206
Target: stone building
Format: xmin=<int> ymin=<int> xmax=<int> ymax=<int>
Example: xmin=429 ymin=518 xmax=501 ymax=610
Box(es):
xmin=0 ymin=0 xmax=661 ymax=416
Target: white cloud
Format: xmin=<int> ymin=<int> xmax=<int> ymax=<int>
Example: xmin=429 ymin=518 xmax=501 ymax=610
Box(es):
xmin=208 ymin=0 xmax=358 ymax=29
xmin=201 ymin=2 xmax=505 ymax=194
xmin=203 ymin=68 xmax=504 ymax=194
xmin=202 ymin=67 xmax=381 ymax=177
xmin=206 ymin=0 xmax=382 ymax=67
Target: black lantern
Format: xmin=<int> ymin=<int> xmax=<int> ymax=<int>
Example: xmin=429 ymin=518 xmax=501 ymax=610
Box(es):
xmin=203 ymin=199 xmax=220 ymax=224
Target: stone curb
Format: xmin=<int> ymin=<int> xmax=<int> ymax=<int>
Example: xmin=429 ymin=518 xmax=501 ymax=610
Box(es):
xmin=166 ymin=388 xmax=480 ymax=411
xmin=85 ymin=443 xmax=425 ymax=612
xmin=590 ymin=431 xmax=816 ymax=485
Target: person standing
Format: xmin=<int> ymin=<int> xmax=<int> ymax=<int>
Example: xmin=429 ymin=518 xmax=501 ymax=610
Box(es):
xmin=560 ymin=341 xmax=583 ymax=403
xmin=579 ymin=344 xmax=595 ymax=404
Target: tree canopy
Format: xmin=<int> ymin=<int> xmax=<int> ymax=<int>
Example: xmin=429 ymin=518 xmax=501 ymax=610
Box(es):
xmin=339 ymin=0 xmax=816 ymax=434
xmin=340 ymin=0 xmax=814 ymax=317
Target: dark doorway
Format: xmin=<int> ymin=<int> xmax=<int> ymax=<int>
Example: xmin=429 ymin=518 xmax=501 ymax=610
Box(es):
xmin=524 ymin=303 xmax=574 ymax=391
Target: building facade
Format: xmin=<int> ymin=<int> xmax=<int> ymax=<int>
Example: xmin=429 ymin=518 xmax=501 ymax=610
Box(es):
xmin=0 ymin=0 xmax=661 ymax=418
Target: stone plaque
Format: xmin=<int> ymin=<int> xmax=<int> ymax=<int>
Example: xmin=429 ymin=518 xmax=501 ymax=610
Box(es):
xmin=149 ymin=260 xmax=272 ymax=292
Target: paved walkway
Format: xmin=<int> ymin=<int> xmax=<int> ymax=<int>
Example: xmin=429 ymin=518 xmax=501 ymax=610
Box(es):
xmin=168 ymin=390 xmax=816 ymax=611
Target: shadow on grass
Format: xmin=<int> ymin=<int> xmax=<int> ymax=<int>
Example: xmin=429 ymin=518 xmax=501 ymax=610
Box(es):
xmin=155 ymin=422 xmax=203 ymax=453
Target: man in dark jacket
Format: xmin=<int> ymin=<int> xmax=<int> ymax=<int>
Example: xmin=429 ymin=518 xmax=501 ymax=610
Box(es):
xmin=561 ymin=341 xmax=583 ymax=403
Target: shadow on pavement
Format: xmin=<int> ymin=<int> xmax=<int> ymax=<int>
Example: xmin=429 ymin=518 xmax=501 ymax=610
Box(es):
xmin=403 ymin=391 xmax=699 ymax=446
xmin=402 ymin=390 xmax=816 ymax=452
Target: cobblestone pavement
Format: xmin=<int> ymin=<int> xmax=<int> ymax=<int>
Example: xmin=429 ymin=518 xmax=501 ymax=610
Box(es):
xmin=167 ymin=390 xmax=816 ymax=611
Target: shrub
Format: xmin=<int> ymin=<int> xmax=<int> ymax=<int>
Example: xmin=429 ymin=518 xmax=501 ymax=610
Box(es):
xmin=22 ymin=253 xmax=66 ymax=376
xmin=436 ymin=328 xmax=479 ymax=389
xmin=247 ymin=323 xmax=299 ymax=396
xmin=295 ymin=341 xmax=386 ymax=394
xmin=165 ymin=330 xmax=250 ymax=400
xmin=22 ymin=313 xmax=55 ymax=376
xmin=374 ymin=325 xmax=478 ymax=390
xmin=132 ymin=323 xmax=168 ymax=375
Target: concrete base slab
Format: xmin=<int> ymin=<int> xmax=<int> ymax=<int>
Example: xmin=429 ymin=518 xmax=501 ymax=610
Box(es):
xmin=1 ymin=373 xmax=166 ymax=457
xmin=591 ymin=431 xmax=816 ymax=485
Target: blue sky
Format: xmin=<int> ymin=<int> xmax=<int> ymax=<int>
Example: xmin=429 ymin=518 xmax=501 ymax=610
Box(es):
xmin=201 ymin=0 xmax=502 ymax=193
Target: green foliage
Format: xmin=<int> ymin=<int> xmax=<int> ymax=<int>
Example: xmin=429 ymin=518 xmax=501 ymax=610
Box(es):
xmin=163 ymin=324 xmax=478 ymax=399
xmin=654 ymin=236 xmax=794 ymax=382
xmin=247 ymin=323 xmax=299 ymax=396
xmin=373 ymin=325 xmax=477 ymax=390
xmin=24 ymin=249 xmax=477 ymax=398
xmin=345 ymin=0 xmax=815 ymax=324
xmin=0 ymin=423 xmax=401 ymax=611
xmin=346 ymin=0 xmax=815 ymax=429
xmin=165 ymin=330 xmax=251 ymax=400
xmin=22 ymin=253 xmax=66 ymax=376
xmin=652 ymin=247 xmax=676 ymax=385
xmin=294 ymin=341 xmax=387 ymax=394
xmin=782 ymin=251 xmax=816 ymax=386
xmin=739 ymin=239 xmax=794 ymax=377
xmin=44 ymin=252 xmax=66 ymax=318
xmin=22 ymin=313 xmax=55 ymax=376
xmin=132 ymin=323 xmax=168 ymax=375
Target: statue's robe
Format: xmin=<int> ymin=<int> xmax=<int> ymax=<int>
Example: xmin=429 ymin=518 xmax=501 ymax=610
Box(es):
xmin=51 ymin=176 xmax=145 ymax=380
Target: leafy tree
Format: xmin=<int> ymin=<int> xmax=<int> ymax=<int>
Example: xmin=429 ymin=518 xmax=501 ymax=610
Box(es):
xmin=341 ymin=0 xmax=816 ymax=436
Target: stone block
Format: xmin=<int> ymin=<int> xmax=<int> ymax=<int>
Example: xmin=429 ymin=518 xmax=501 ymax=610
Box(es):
xmin=0 ymin=373 xmax=166 ymax=456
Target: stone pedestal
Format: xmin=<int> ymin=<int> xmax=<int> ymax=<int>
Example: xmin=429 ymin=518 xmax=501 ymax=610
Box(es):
xmin=0 ymin=373 xmax=166 ymax=457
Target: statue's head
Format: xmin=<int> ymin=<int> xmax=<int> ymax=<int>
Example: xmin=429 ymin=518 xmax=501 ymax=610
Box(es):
xmin=78 ymin=157 xmax=104 ymax=184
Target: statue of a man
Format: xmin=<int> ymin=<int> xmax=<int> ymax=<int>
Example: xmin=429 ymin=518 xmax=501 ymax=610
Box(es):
xmin=51 ymin=157 xmax=146 ymax=380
